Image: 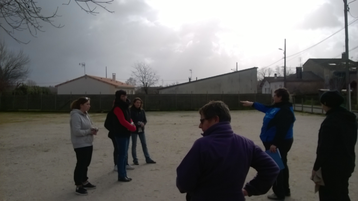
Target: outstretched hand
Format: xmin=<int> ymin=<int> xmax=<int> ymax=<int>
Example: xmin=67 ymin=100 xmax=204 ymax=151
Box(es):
xmin=240 ymin=101 xmax=253 ymax=107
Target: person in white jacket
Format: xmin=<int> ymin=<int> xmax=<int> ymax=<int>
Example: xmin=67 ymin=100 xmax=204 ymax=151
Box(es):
xmin=70 ymin=97 xmax=98 ymax=195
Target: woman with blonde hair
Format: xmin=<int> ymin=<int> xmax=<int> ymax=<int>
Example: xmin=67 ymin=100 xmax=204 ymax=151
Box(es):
xmin=70 ymin=97 xmax=98 ymax=195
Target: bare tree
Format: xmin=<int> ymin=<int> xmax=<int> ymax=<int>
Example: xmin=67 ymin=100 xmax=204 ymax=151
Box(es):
xmin=273 ymin=66 xmax=295 ymax=77
xmin=286 ymin=67 xmax=294 ymax=75
xmin=274 ymin=66 xmax=282 ymax=77
xmin=0 ymin=41 xmax=30 ymax=92
xmin=0 ymin=0 xmax=113 ymax=43
xmin=257 ymin=67 xmax=274 ymax=81
xmin=65 ymin=0 xmax=114 ymax=14
xmin=131 ymin=62 xmax=159 ymax=94
xmin=125 ymin=77 xmax=137 ymax=86
xmin=26 ymin=79 xmax=37 ymax=86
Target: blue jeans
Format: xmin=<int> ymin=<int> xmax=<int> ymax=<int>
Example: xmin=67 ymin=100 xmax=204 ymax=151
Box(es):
xmin=115 ymin=137 xmax=129 ymax=178
xmin=131 ymin=132 xmax=150 ymax=162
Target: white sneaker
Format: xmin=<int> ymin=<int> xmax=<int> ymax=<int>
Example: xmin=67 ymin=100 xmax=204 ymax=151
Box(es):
xmin=126 ymin=165 xmax=135 ymax=170
xmin=114 ymin=165 xmax=117 ymax=171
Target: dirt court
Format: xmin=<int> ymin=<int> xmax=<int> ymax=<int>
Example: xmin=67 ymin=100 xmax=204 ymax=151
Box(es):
xmin=0 ymin=110 xmax=357 ymax=201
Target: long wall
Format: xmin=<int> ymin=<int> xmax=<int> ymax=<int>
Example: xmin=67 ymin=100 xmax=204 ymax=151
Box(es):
xmin=57 ymin=76 xmax=115 ymax=95
xmin=159 ymin=68 xmax=257 ymax=94
xmin=57 ymin=76 xmax=135 ymax=95
xmin=0 ymin=94 xmax=272 ymax=112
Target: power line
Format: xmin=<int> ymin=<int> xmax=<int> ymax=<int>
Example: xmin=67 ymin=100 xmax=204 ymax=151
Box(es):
xmin=349 ymin=11 xmax=358 ymax=19
xmin=264 ymin=18 xmax=358 ymax=68
xmin=263 ymin=58 xmax=283 ymax=68
xmin=350 ymin=45 xmax=358 ymax=52
xmin=348 ymin=0 xmax=358 ymax=18
xmin=331 ymin=45 xmax=358 ymax=58
xmin=287 ymin=18 xmax=358 ymax=59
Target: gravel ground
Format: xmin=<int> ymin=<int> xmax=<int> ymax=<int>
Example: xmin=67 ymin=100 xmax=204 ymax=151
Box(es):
xmin=0 ymin=111 xmax=357 ymax=201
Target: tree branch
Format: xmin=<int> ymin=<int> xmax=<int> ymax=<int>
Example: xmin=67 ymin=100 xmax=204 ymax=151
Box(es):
xmin=1 ymin=0 xmax=114 ymax=43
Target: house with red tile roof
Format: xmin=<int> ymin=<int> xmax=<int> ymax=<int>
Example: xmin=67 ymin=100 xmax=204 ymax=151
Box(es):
xmin=55 ymin=74 xmax=135 ymax=95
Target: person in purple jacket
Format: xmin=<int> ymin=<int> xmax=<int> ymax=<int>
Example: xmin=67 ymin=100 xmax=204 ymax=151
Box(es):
xmin=176 ymin=101 xmax=280 ymax=201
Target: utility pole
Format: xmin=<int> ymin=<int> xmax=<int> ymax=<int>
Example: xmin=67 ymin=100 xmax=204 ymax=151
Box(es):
xmin=343 ymin=0 xmax=351 ymax=110
xmin=79 ymin=62 xmax=86 ymax=75
xmin=284 ymin=39 xmax=287 ymax=88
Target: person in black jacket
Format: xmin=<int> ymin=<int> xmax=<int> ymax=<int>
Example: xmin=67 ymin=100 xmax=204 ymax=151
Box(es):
xmin=312 ymin=91 xmax=357 ymax=201
xmin=130 ymin=97 xmax=156 ymax=165
xmin=105 ymin=101 xmax=135 ymax=172
xmin=111 ymin=90 xmax=136 ymax=182
xmin=241 ymin=88 xmax=295 ymax=200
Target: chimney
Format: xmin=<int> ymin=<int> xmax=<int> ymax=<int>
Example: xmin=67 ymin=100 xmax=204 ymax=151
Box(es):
xmin=296 ymin=67 xmax=302 ymax=79
xmin=188 ymin=77 xmax=191 ymax=82
xmin=112 ymin=73 xmax=116 ymax=81
xmin=236 ymin=62 xmax=238 ymax=71
xmin=274 ymin=73 xmax=277 ymax=79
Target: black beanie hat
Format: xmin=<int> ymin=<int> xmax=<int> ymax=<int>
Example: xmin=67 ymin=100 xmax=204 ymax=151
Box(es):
xmin=115 ymin=90 xmax=127 ymax=99
xmin=320 ymin=90 xmax=344 ymax=108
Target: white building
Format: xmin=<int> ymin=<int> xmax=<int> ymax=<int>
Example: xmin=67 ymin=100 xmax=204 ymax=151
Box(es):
xmin=55 ymin=74 xmax=135 ymax=95
xmin=260 ymin=75 xmax=284 ymax=95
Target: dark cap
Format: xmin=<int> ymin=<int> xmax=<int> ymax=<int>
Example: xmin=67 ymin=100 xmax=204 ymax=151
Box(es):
xmin=320 ymin=90 xmax=344 ymax=108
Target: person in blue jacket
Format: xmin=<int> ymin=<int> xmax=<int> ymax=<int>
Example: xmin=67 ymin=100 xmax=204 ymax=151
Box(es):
xmin=176 ymin=101 xmax=280 ymax=201
xmin=241 ymin=88 xmax=295 ymax=200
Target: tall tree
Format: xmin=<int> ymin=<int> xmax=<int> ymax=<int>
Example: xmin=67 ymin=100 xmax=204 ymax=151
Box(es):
xmin=257 ymin=67 xmax=274 ymax=81
xmin=0 ymin=0 xmax=113 ymax=43
xmin=125 ymin=77 xmax=137 ymax=87
xmin=131 ymin=62 xmax=159 ymax=94
xmin=0 ymin=41 xmax=30 ymax=92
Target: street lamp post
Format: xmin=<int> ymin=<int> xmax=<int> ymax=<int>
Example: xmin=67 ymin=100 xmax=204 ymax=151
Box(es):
xmin=279 ymin=39 xmax=287 ymax=88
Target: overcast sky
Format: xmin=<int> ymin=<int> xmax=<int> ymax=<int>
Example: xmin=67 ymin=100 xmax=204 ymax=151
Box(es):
xmin=1 ymin=0 xmax=358 ymax=86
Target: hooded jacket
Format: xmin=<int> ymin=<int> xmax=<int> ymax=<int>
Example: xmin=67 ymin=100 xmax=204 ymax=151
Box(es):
xmin=176 ymin=122 xmax=280 ymax=201
xmin=70 ymin=109 xmax=94 ymax=149
xmin=253 ymin=102 xmax=295 ymax=145
xmin=313 ymin=106 xmax=357 ymax=175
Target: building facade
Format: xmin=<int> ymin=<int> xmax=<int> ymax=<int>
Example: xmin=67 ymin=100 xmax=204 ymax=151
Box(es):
xmin=303 ymin=58 xmax=357 ymax=89
xmin=159 ymin=67 xmax=258 ymax=94
xmin=55 ymin=74 xmax=135 ymax=95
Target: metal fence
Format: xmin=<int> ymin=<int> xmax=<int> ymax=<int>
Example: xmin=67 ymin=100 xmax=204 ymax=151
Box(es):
xmin=0 ymin=93 xmax=273 ymax=112
xmin=292 ymin=96 xmax=358 ymax=116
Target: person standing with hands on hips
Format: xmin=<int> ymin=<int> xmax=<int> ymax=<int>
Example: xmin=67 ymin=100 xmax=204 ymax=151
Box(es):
xmin=176 ymin=101 xmax=280 ymax=201
xmin=110 ymin=90 xmax=136 ymax=182
xmin=130 ymin=97 xmax=156 ymax=165
xmin=70 ymin=97 xmax=98 ymax=195
xmin=241 ymin=88 xmax=295 ymax=200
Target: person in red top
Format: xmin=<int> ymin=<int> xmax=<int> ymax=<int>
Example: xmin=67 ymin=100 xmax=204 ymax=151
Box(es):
xmin=111 ymin=90 xmax=136 ymax=182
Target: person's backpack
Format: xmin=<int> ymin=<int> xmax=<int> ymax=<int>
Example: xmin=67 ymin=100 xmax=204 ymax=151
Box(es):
xmin=104 ymin=110 xmax=115 ymax=132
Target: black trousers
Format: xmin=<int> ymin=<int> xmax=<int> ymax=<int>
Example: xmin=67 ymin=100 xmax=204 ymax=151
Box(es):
xmin=264 ymin=138 xmax=293 ymax=198
xmin=319 ymin=173 xmax=351 ymax=201
xmin=74 ymin=146 xmax=93 ymax=186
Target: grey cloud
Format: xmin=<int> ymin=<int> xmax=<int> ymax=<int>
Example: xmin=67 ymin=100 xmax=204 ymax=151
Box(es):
xmin=3 ymin=1 xmax=356 ymax=87
xmin=296 ymin=2 xmax=342 ymax=30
